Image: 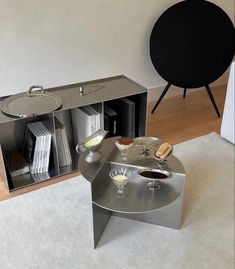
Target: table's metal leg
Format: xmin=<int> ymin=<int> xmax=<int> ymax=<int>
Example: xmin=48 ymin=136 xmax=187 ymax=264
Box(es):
xmin=92 ymin=203 xmax=112 ymax=248
xmin=80 ymin=176 xmax=112 ymax=248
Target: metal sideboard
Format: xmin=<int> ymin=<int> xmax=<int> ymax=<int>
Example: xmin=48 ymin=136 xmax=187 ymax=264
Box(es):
xmin=0 ymin=75 xmax=147 ymax=192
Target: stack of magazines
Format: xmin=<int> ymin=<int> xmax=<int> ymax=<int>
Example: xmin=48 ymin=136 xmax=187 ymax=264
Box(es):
xmin=23 ymin=121 xmax=52 ymax=174
xmin=71 ymin=105 xmax=102 ymax=150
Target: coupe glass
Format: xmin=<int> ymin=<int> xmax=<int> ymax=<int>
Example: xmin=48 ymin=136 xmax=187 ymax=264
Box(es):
xmin=109 ymin=168 xmax=130 ymax=198
xmin=134 ymin=137 xmax=160 ymax=157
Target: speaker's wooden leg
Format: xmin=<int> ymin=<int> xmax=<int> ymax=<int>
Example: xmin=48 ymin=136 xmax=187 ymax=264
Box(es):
xmin=183 ymin=88 xmax=187 ymax=98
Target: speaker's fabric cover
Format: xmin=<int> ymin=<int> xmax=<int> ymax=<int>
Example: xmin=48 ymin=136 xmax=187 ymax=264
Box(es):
xmin=150 ymin=0 xmax=235 ymax=88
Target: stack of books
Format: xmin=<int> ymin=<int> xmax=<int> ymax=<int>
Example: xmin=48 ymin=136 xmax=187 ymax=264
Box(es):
xmin=71 ymin=105 xmax=102 ymax=150
xmin=23 ymin=121 xmax=52 ymax=174
xmin=106 ymin=97 xmax=136 ymax=137
xmin=104 ymin=105 xmax=119 ymax=137
xmin=32 ymin=172 xmax=50 ymax=183
xmin=55 ymin=117 xmax=72 ymax=167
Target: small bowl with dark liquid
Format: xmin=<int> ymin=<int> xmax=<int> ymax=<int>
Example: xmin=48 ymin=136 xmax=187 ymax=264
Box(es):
xmin=138 ymin=169 xmax=170 ymax=191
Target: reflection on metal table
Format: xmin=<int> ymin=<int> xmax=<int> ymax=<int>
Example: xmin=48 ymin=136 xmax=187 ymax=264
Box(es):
xmin=78 ymin=137 xmax=186 ymax=248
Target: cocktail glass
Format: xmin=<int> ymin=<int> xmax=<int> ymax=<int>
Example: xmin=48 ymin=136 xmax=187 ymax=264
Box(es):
xmin=109 ymin=168 xmax=130 ymax=198
xmin=134 ymin=137 xmax=160 ymax=157
xmin=115 ymin=141 xmax=133 ymax=162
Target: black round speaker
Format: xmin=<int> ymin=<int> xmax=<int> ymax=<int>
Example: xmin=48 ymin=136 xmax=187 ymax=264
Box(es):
xmin=150 ymin=0 xmax=235 ymax=88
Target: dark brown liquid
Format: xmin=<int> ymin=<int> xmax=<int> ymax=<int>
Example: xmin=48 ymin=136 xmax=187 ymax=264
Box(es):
xmin=139 ymin=171 xmax=168 ymax=179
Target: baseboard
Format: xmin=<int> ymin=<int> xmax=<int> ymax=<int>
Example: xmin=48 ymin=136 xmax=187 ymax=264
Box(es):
xmin=147 ymin=71 xmax=229 ymax=103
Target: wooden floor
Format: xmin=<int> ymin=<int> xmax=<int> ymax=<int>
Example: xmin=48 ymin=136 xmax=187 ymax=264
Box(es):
xmin=147 ymin=85 xmax=226 ymax=144
xmin=0 ymin=84 xmax=227 ymax=201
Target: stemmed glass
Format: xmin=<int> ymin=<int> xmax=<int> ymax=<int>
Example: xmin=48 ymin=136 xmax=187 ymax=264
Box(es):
xmin=115 ymin=141 xmax=134 ymax=162
xmin=109 ymin=168 xmax=130 ymax=198
xmin=154 ymin=144 xmax=173 ymax=168
xmin=134 ymin=137 xmax=160 ymax=157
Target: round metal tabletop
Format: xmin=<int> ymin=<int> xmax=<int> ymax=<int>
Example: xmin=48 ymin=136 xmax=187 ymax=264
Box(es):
xmin=79 ymin=137 xmax=185 ymax=214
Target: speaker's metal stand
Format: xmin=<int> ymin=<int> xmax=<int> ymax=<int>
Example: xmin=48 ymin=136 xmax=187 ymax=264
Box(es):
xmin=151 ymin=83 xmax=220 ymax=117
xmin=205 ymin=85 xmax=221 ymax=117
xmin=151 ymin=82 xmax=171 ymax=114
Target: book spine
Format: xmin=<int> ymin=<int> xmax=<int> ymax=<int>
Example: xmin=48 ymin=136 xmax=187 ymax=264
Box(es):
xmin=71 ymin=109 xmax=79 ymax=146
xmin=39 ymin=135 xmax=45 ymax=174
xmin=104 ymin=114 xmax=110 ymax=137
xmin=44 ymin=135 xmax=52 ymax=172
xmin=104 ymin=113 xmax=118 ymax=137
xmin=31 ymin=136 xmax=40 ymax=174
xmin=43 ymin=134 xmax=48 ymax=172
xmin=34 ymin=122 xmax=46 ymax=174
xmin=130 ymin=105 xmax=135 ymax=137
xmin=61 ymin=128 xmax=72 ymax=166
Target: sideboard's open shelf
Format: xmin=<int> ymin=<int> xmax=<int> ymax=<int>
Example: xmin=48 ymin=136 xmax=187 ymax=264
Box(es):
xmin=0 ymin=75 xmax=147 ymax=192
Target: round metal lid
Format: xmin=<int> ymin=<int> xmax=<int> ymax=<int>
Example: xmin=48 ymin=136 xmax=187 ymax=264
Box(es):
xmin=1 ymin=86 xmax=62 ymax=118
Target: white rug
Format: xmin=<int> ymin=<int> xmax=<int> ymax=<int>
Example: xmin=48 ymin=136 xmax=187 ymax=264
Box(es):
xmin=0 ymin=132 xmax=234 ymax=269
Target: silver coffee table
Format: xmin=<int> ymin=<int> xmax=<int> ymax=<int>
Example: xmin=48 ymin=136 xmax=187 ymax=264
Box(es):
xmin=78 ymin=137 xmax=185 ymax=248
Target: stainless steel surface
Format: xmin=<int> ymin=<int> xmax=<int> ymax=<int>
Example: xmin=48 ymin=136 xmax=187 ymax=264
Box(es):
xmin=92 ymin=203 xmax=112 ymax=248
xmin=0 ymin=76 xmax=147 ymax=192
xmin=79 ymin=137 xmax=186 ymax=248
xmin=0 ymin=75 xmax=147 ymax=124
xmin=79 ymin=137 xmax=185 ymax=182
xmin=1 ymin=87 xmax=62 ymax=118
xmin=78 ymin=85 xmax=105 ymax=97
xmin=92 ymin=162 xmax=183 ymax=213
xmin=48 ymin=76 xmax=147 ymax=112
xmin=79 ymin=86 xmax=84 ymax=96
xmin=113 ymin=190 xmax=184 ymax=229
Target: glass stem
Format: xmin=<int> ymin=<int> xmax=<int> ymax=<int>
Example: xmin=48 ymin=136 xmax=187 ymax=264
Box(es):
xmin=118 ymin=185 xmax=123 ymax=193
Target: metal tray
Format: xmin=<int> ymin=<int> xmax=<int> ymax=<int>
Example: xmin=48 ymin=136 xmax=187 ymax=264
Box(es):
xmin=134 ymin=136 xmax=160 ymax=146
xmin=1 ymin=86 xmax=62 ymax=118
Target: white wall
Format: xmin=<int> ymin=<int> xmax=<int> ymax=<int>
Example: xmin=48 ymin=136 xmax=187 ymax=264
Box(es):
xmin=0 ymin=0 xmax=234 ymax=97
